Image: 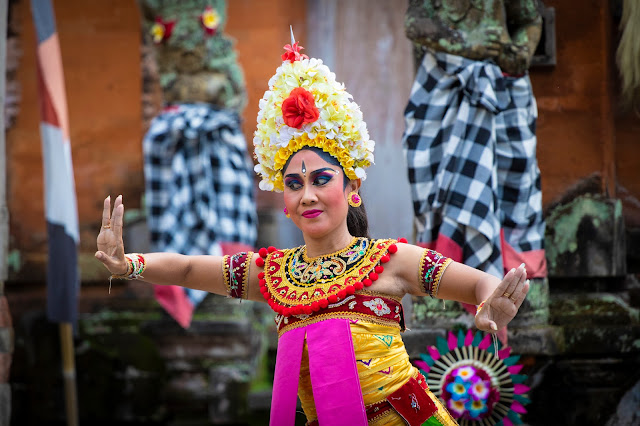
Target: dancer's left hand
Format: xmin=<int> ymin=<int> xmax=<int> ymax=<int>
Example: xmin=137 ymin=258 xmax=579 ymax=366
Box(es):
xmin=474 ymin=264 xmax=529 ymax=332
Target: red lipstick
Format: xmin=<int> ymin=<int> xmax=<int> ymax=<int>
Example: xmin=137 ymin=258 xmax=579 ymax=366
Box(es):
xmin=302 ymin=209 xmax=322 ymax=218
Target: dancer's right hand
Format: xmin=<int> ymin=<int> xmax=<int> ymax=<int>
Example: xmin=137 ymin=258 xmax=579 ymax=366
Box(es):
xmin=95 ymin=195 xmax=128 ymax=275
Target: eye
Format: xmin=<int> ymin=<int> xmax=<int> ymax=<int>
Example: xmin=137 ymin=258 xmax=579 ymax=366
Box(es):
xmin=285 ymin=179 xmax=302 ymax=190
xmin=314 ymin=174 xmax=333 ymax=186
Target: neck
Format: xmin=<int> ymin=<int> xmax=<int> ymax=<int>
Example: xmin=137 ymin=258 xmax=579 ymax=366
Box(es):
xmin=302 ymin=226 xmax=354 ymax=258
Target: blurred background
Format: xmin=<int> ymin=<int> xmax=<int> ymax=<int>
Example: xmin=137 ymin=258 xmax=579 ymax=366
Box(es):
xmin=1 ymin=0 xmax=639 ymax=425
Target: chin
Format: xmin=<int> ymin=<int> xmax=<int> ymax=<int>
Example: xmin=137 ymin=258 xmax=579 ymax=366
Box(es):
xmin=296 ymin=220 xmax=335 ymax=239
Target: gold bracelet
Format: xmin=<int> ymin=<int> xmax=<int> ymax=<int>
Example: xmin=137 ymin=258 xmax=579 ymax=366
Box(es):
xmin=475 ymin=300 xmax=487 ymax=316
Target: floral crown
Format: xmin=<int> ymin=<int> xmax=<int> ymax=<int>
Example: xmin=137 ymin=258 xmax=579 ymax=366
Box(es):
xmin=253 ymin=31 xmax=375 ymax=192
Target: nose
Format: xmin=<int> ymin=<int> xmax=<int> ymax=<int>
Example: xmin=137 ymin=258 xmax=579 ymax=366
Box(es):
xmin=301 ymin=183 xmax=318 ymax=205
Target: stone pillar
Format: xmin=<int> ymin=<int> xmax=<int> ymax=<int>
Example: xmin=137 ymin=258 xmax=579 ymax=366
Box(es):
xmin=545 ymin=194 xmax=626 ymax=278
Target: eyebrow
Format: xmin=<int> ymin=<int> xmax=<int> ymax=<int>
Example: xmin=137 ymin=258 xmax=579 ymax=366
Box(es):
xmin=285 ymin=167 xmax=337 ymax=179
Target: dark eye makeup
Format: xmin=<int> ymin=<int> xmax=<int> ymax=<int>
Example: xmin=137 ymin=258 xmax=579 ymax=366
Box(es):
xmin=313 ymin=172 xmax=334 ymax=186
xmin=284 ymin=168 xmax=338 ymax=190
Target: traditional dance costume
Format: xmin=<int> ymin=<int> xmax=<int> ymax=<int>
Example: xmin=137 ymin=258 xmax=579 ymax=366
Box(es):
xmin=223 ymin=238 xmax=457 ymax=425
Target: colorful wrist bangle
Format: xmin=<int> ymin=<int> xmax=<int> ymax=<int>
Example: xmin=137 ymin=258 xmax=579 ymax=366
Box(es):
xmin=111 ymin=253 xmax=146 ymax=280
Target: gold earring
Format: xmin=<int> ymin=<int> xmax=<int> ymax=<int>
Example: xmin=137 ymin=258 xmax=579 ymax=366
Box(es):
xmin=348 ymin=192 xmax=362 ymax=207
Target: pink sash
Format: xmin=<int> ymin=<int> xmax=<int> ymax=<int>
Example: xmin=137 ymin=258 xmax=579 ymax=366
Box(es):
xmin=270 ymin=318 xmax=368 ymax=425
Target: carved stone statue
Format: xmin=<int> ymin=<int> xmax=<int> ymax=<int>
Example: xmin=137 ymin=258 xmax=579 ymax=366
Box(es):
xmin=405 ymin=0 xmax=542 ymax=75
xmin=139 ymin=0 xmax=246 ymax=111
xmin=136 ymin=0 xmax=257 ymax=327
xmin=402 ymin=0 xmax=547 ymax=320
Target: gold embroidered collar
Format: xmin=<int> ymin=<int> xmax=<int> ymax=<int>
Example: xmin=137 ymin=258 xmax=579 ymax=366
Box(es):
xmin=260 ymin=238 xmax=396 ymax=316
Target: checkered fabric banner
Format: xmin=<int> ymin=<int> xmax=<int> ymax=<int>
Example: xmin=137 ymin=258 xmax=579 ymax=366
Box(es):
xmin=143 ymin=104 xmax=257 ymax=326
xmin=144 ymin=104 xmax=257 ymax=254
xmin=403 ymin=51 xmax=546 ymax=279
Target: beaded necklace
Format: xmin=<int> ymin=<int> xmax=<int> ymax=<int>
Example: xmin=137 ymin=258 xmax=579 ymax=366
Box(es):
xmin=256 ymin=238 xmax=399 ymax=317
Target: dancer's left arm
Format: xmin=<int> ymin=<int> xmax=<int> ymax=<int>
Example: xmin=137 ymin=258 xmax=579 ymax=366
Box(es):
xmin=393 ymin=243 xmax=529 ymax=332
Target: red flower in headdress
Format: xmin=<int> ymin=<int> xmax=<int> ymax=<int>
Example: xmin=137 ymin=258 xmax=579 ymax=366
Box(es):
xmin=282 ymin=42 xmax=309 ymax=62
xmin=281 ymin=87 xmax=319 ymax=129
xmin=150 ymin=16 xmax=175 ymax=44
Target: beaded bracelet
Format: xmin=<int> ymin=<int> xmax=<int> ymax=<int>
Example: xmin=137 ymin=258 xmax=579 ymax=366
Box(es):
xmin=111 ymin=253 xmax=146 ymax=280
xmin=108 ymin=253 xmax=146 ymax=294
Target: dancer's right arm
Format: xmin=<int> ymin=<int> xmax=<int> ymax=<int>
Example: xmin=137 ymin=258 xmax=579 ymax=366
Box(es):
xmin=95 ymin=195 xmax=265 ymax=302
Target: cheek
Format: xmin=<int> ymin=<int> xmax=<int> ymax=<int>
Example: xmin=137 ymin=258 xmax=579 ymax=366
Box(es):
xmin=283 ymin=192 xmax=296 ymax=210
xmin=324 ymin=186 xmax=348 ymax=213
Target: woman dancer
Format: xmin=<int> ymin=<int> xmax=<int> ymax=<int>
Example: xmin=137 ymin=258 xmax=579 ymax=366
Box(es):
xmin=96 ymin=39 xmax=529 ymax=426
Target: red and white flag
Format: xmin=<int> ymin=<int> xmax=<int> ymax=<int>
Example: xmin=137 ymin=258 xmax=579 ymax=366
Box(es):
xmin=31 ymin=0 xmax=80 ymax=324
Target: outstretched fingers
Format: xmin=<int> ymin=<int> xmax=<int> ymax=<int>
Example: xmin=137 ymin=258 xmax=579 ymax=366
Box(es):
xmin=512 ymin=277 xmax=530 ymax=310
xmin=112 ymin=195 xmax=124 ymax=246
xmin=491 ymin=266 xmax=518 ymax=302
xmin=101 ymin=196 xmax=112 ymax=228
xmin=501 ymin=264 xmax=526 ymax=303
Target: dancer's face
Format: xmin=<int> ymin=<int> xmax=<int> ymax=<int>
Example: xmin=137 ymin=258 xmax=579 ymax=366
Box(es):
xmin=283 ymin=150 xmax=357 ymax=239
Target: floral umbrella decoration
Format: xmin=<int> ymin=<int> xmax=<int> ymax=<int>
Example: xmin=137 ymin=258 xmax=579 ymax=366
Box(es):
xmin=412 ymin=330 xmax=531 ymax=426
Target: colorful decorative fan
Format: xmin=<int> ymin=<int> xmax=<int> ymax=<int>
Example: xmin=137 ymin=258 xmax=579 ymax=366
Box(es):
xmin=413 ymin=329 xmax=530 ymax=426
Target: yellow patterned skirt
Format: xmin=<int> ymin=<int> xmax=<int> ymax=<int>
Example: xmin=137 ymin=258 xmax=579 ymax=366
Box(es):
xmin=298 ymin=321 xmax=458 ymax=425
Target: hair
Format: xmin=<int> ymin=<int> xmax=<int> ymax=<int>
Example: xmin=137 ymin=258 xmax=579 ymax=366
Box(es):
xmin=283 ymin=147 xmax=370 ymax=238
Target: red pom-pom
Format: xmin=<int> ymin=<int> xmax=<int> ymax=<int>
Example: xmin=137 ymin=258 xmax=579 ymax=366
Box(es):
xmin=268 ymin=246 xmax=277 ymax=253
xmin=346 ymin=285 xmax=355 ymax=295
xmin=328 ymin=294 xmax=338 ymax=303
xmin=375 ymin=265 xmax=384 ymax=274
xmin=354 ymin=281 xmax=364 ymax=290
xmin=338 ymin=290 xmax=347 ymax=299
xmin=258 ymin=247 xmax=268 ymax=258
xmin=255 ymin=257 xmax=265 ymax=267
xmin=363 ymin=278 xmax=372 ymax=287
xmin=388 ymin=244 xmax=398 ymax=254
xmin=311 ymin=301 xmax=320 ymax=311
xmin=260 ymin=286 xmax=268 ymax=294
xmin=303 ymin=306 xmax=313 ymax=315
xmin=258 ymin=272 xmax=265 ymax=279
xmin=262 ymin=292 xmax=271 ymax=300
xmin=369 ymin=272 xmax=379 ymax=281
xmin=259 ymin=279 xmax=266 ymax=286
xmin=319 ymin=299 xmax=329 ymax=308
xmin=380 ymin=255 xmax=390 ymax=263
xmin=398 ymin=238 xmax=408 ymax=243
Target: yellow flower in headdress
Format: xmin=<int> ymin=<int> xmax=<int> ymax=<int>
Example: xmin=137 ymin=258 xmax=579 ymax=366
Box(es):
xmin=253 ymin=34 xmax=375 ymax=192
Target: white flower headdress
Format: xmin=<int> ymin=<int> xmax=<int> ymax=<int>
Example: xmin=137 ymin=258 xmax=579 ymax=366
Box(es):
xmin=253 ymin=29 xmax=375 ymax=192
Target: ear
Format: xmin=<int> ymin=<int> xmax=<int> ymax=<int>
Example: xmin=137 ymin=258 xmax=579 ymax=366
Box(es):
xmin=347 ymin=178 xmax=361 ymax=194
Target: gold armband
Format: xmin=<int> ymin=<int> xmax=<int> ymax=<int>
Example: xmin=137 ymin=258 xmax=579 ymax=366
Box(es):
xmin=418 ymin=249 xmax=452 ymax=297
xmin=222 ymin=251 xmax=253 ymax=299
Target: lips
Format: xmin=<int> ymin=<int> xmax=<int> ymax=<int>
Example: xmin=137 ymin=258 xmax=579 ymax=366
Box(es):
xmin=302 ymin=209 xmax=322 ymax=218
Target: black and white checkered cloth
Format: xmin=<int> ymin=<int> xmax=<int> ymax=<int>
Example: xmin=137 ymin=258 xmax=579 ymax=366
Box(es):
xmin=403 ymin=51 xmax=545 ymax=278
xmin=144 ymin=104 xmax=257 ymax=258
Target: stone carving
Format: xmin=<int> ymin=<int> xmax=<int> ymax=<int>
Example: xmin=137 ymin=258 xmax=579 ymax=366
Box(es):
xmin=405 ymin=0 xmax=542 ymax=75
